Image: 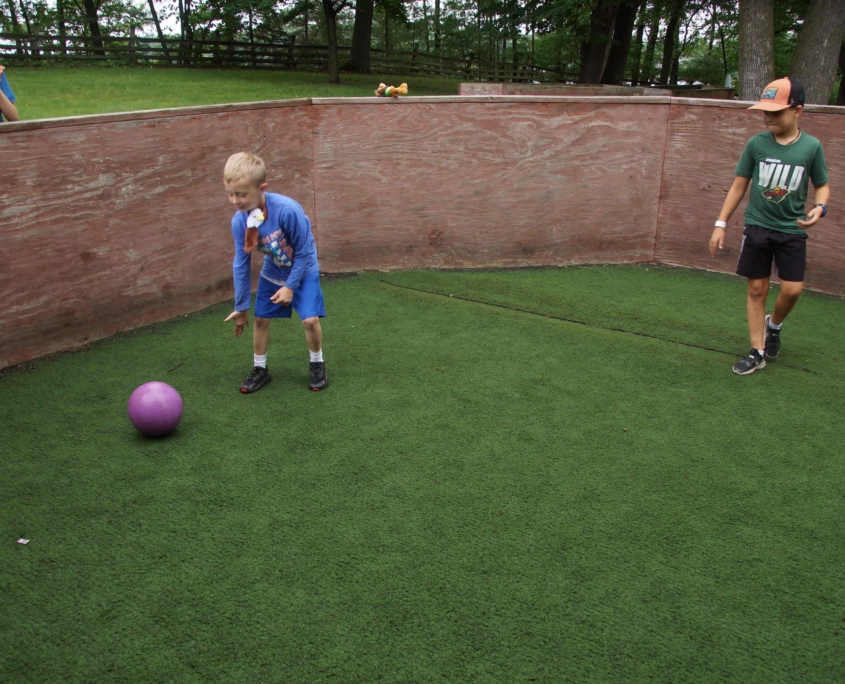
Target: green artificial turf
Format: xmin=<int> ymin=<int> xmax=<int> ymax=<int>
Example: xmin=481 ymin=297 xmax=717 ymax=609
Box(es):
xmin=4 ymin=67 xmax=461 ymax=120
xmin=2 ymin=265 xmax=845 ymax=683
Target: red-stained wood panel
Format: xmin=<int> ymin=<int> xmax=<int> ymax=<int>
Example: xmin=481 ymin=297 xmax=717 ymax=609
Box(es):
xmin=312 ymin=100 xmax=667 ymax=272
xmin=3 ymin=96 xmax=843 ymax=370
xmin=655 ymin=101 xmax=845 ymax=294
xmin=0 ymin=104 xmax=314 ymax=369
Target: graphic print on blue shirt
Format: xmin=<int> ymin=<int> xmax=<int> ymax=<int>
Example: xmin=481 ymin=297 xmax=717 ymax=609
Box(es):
xmin=231 ymin=193 xmax=320 ymax=312
xmin=259 ymin=230 xmax=294 ymax=268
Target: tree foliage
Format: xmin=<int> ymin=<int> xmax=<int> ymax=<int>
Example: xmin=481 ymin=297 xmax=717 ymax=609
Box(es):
xmin=0 ymin=0 xmax=841 ymax=100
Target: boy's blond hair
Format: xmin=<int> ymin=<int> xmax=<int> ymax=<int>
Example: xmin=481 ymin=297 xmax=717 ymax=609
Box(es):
xmin=224 ymin=152 xmax=266 ymax=185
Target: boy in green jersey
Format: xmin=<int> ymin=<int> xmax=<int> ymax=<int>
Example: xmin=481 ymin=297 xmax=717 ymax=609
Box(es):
xmin=709 ymin=77 xmax=830 ymax=375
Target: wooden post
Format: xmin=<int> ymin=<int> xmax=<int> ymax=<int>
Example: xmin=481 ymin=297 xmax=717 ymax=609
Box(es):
xmin=286 ymin=35 xmax=297 ymax=70
xmin=31 ymin=25 xmax=41 ymax=59
xmin=129 ymin=25 xmax=137 ymax=65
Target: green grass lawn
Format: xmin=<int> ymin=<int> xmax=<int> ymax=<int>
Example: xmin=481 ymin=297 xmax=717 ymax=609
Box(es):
xmin=2 ymin=265 xmax=845 ymax=683
xmin=4 ymin=66 xmax=461 ymax=120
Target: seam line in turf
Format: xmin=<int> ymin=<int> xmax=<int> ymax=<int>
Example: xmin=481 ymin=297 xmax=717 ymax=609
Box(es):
xmin=375 ymin=276 xmax=815 ymax=375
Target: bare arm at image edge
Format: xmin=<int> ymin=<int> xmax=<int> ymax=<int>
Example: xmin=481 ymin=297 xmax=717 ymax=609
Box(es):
xmin=0 ymin=88 xmax=19 ymax=121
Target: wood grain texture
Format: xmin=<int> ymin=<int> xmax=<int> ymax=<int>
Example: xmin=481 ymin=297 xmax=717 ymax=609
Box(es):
xmin=655 ymin=103 xmax=845 ymax=294
xmin=0 ymin=105 xmax=315 ymax=368
xmin=0 ymin=98 xmax=313 ymax=134
xmin=458 ymin=83 xmax=506 ymax=95
xmin=313 ymin=101 xmax=668 ymax=272
xmin=457 ymin=84 xmax=734 ymax=99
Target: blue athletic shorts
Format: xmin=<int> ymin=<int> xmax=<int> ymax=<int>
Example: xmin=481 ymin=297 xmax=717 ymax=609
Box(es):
xmin=254 ymin=272 xmax=326 ymax=319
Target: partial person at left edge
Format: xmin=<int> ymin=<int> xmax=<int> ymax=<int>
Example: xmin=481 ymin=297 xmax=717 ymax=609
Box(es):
xmin=0 ymin=65 xmax=20 ymax=122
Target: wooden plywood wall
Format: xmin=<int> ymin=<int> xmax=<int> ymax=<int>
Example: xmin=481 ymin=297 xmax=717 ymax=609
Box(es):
xmin=1 ymin=96 xmax=842 ymax=369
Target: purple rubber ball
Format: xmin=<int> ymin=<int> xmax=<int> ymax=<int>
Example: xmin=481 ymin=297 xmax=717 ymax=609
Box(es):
xmin=127 ymin=381 xmax=184 ymax=436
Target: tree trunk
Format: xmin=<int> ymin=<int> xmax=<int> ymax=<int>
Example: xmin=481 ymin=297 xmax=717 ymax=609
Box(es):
xmin=322 ymin=0 xmax=341 ymax=83
xmin=837 ymin=41 xmax=845 ymax=106
xmin=82 ymin=0 xmax=105 ymax=56
xmin=147 ymin=0 xmax=172 ymax=65
xmin=56 ymin=0 xmax=66 ymax=53
xmin=181 ymin=0 xmax=193 ymax=65
xmin=179 ymin=0 xmax=187 ymax=65
xmin=18 ymin=0 xmax=32 ymax=34
xmin=788 ymin=0 xmax=845 ymax=105
xmin=5 ymin=0 xmax=22 ymax=56
xmin=670 ymin=50 xmax=680 ymax=85
xmin=345 ymin=0 xmax=373 ymax=71
xmin=434 ymin=0 xmax=441 ymax=54
xmin=707 ymin=1 xmax=716 ymax=54
xmin=602 ymin=0 xmax=641 ymax=85
xmin=738 ymin=0 xmax=774 ymax=101
xmin=658 ymin=0 xmax=684 ymax=85
xmin=423 ymin=0 xmax=429 ymax=52
xmin=629 ymin=4 xmax=646 ymax=85
xmin=640 ymin=1 xmax=663 ymax=85
xmin=5 ymin=0 xmax=19 ymax=29
xmin=579 ymin=0 xmax=619 ymax=84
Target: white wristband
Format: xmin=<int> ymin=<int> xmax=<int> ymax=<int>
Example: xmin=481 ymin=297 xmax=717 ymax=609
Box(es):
xmin=714 ymin=220 xmax=727 ymax=229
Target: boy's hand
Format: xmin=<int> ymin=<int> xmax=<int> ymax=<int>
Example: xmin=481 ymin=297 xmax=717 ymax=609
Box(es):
xmin=709 ymin=227 xmax=726 ymax=257
xmin=270 ymin=286 xmax=293 ymax=305
xmin=224 ymin=310 xmax=249 ymax=336
xmin=797 ymin=205 xmax=823 ymax=228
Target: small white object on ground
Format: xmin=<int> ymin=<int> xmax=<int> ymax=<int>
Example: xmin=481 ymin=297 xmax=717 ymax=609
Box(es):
xmin=17 ymin=538 xmax=30 ymax=545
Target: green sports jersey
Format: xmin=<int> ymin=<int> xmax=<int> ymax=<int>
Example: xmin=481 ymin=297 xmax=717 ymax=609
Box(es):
xmin=734 ymin=131 xmax=828 ymax=234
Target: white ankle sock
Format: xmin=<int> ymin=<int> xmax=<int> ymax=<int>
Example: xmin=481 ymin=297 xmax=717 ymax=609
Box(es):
xmin=254 ymin=353 xmax=267 ymax=368
xmin=768 ymin=319 xmax=782 ymax=330
xmin=310 ymin=349 xmax=323 ymax=363
xmin=756 ymin=349 xmax=765 ymax=357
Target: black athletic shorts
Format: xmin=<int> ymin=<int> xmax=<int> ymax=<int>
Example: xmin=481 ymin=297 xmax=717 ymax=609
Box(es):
xmin=736 ymin=224 xmax=807 ymax=282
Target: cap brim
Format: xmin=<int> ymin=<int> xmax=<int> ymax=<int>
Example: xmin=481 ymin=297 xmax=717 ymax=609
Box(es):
xmin=748 ymin=101 xmax=791 ymax=111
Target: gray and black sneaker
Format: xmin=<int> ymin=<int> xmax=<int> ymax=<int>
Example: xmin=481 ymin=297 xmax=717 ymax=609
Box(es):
xmin=309 ymin=362 xmax=327 ymax=391
xmin=732 ymin=349 xmax=766 ymax=375
xmin=240 ymin=366 xmax=271 ymax=393
xmin=764 ymin=315 xmax=781 ymax=359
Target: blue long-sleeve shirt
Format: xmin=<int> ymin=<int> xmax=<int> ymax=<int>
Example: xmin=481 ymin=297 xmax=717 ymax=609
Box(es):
xmin=232 ymin=193 xmax=320 ymax=311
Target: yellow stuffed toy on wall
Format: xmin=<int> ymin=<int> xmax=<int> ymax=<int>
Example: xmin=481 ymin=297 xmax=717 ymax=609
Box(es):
xmin=375 ymin=83 xmax=409 ymax=98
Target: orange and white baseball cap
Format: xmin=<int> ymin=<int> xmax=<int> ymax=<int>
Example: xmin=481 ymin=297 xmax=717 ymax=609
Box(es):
xmin=748 ymin=77 xmax=805 ymax=111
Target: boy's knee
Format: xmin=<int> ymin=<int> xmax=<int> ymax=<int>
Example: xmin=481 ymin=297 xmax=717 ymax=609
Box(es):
xmin=747 ymin=281 xmax=769 ymax=299
xmin=780 ymin=281 xmax=804 ymax=299
xmin=301 ymin=316 xmax=320 ymax=330
xmin=254 ymin=316 xmax=271 ymax=329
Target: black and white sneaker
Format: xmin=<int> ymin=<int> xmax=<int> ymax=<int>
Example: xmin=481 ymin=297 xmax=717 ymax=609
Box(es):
xmin=764 ymin=315 xmax=781 ymax=359
xmin=732 ymin=349 xmax=766 ymax=375
xmin=240 ymin=366 xmax=271 ymax=393
xmin=309 ymin=362 xmax=327 ymax=391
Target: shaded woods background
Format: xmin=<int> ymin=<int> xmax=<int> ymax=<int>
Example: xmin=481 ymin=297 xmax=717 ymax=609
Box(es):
xmin=1 ymin=1 xmax=843 ymax=99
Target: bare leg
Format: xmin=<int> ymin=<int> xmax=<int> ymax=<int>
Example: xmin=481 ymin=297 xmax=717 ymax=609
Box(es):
xmin=302 ymin=317 xmax=322 ymax=353
xmin=254 ymin=317 xmax=270 ymax=356
xmin=746 ymin=278 xmax=769 ymax=350
xmin=771 ymin=280 xmax=804 ymax=325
